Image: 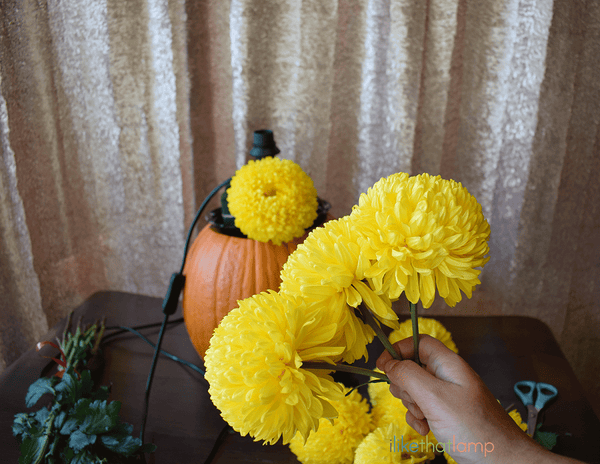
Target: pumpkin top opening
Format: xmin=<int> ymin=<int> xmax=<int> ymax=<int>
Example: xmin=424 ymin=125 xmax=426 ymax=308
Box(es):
xmin=206 ymin=197 xmax=332 ymax=239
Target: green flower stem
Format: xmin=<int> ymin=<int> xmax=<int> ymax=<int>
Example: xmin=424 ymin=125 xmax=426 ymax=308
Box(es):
xmin=410 ymin=302 xmax=421 ymax=366
xmin=302 ymin=362 xmax=390 ymax=382
xmin=358 ymin=304 xmax=402 ymax=361
xmin=92 ymin=319 xmax=106 ymax=355
xmin=33 ymin=409 xmax=56 ymax=464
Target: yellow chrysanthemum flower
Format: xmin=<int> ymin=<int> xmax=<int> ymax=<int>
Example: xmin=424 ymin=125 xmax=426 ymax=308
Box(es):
xmin=350 ymin=172 xmax=490 ymax=308
xmin=389 ymin=318 xmax=458 ymax=354
xmin=508 ymin=408 xmax=528 ymax=432
xmin=289 ymin=385 xmax=374 ymax=464
xmin=369 ymin=377 xmax=408 ymax=427
xmin=355 ymin=423 xmax=436 ymax=464
xmin=280 ymin=217 xmax=399 ymax=362
xmin=227 ymin=157 xmax=318 ymax=245
xmin=204 ymin=290 xmax=345 ymax=445
xmin=443 ymin=451 xmax=457 ymax=464
xmin=367 ymin=369 xmax=394 ymax=407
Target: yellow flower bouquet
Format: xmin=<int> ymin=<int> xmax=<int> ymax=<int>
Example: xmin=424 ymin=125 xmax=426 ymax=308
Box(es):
xmin=204 ymin=172 xmax=491 ymax=446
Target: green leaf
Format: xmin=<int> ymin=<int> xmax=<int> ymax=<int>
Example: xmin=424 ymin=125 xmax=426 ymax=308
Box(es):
xmin=54 ymin=369 xmax=84 ymax=405
xmin=45 ymin=433 xmax=61 ymax=460
xmin=68 ymin=429 xmax=96 ymax=453
xmin=53 ymin=410 xmax=67 ymax=431
xmin=18 ymin=434 xmax=47 ymax=464
xmin=33 ymin=408 xmax=50 ymax=425
xmin=110 ymin=421 xmax=134 ymax=438
xmin=140 ymin=443 xmax=158 ymax=453
xmin=59 ymin=417 xmax=79 ymax=435
xmin=25 ymin=377 xmax=55 ymax=408
xmin=70 ymin=449 xmax=108 ymax=464
xmin=100 ymin=433 xmax=142 ymax=456
xmin=59 ymin=446 xmax=75 ymax=462
xmin=534 ymin=424 xmax=558 ymax=450
xmin=78 ymin=370 xmax=95 ymax=397
xmin=90 ymin=385 xmax=110 ymax=402
xmin=13 ymin=413 xmax=38 ymax=438
xmin=77 ymin=400 xmax=120 ymax=435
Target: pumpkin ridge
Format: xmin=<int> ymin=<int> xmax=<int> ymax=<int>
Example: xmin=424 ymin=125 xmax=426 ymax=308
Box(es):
xmin=239 ymin=236 xmax=255 ymax=302
xmin=254 ymin=237 xmax=267 ymax=294
xmin=215 ymin=232 xmax=241 ymax=319
xmin=182 ymin=225 xmax=221 ymax=358
xmin=212 ymin=231 xmax=229 ymax=325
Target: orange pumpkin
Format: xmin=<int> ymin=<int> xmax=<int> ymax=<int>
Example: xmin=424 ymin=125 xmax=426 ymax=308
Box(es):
xmin=183 ymin=214 xmax=333 ymax=359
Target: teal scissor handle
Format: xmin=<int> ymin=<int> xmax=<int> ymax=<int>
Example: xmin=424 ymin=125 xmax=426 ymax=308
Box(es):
xmin=534 ymin=382 xmax=558 ymax=410
xmin=514 ymin=381 xmax=558 ymax=410
xmin=514 ymin=380 xmax=536 ymax=406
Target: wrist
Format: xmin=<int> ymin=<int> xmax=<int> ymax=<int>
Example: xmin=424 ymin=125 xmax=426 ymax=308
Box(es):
xmin=505 ymin=436 xmax=584 ymax=464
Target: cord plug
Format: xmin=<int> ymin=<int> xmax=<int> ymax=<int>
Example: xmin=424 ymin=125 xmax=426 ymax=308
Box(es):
xmin=162 ymin=272 xmax=186 ymax=315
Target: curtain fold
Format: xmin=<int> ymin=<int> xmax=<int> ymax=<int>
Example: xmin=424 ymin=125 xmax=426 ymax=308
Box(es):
xmin=1 ymin=0 xmax=599 ymax=415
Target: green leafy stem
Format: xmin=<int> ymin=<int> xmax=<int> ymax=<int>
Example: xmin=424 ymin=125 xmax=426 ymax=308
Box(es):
xmin=13 ymin=319 xmax=155 ymax=464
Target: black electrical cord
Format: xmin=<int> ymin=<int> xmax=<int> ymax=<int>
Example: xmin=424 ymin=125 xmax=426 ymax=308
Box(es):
xmin=139 ymin=177 xmax=232 ymax=445
xmin=104 ymin=325 xmax=205 ymax=376
xmin=179 ymin=177 xmax=232 ymax=274
xmin=139 ymin=315 xmax=169 ymax=444
xmin=102 ymin=318 xmax=184 ymax=343
xmin=202 ymin=424 xmax=233 ymax=464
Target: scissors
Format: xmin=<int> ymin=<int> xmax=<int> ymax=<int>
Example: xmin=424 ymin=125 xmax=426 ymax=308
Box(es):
xmin=514 ymin=380 xmax=558 ymax=437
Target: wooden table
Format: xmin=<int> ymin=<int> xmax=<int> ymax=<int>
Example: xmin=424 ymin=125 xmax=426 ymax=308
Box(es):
xmin=1 ymin=291 xmax=599 ymax=463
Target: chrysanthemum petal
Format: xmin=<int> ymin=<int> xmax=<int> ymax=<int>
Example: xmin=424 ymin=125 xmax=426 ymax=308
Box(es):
xmin=353 ymin=280 xmax=398 ymax=327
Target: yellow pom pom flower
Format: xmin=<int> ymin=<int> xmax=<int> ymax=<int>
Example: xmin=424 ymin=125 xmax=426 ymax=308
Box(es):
xmin=227 ymin=157 xmax=318 ymax=245
xmin=350 ymin=172 xmax=490 ymax=308
xmin=280 ymin=216 xmax=399 ymax=363
xmin=508 ymin=408 xmax=528 ymax=432
xmin=355 ymin=423 xmax=436 ymax=464
xmin=204 ymin=290 xmax=345 ymax=445
xmin=389 ymin=318 xmax=458 ymax=354
xmin=367 ymin=369 xmax=390 ymax=407
xmin=443 ymin=451 xmax=458 ymax=464
xmin=289 ymin=385 xmax=374 ymax=464
xmin=369 ymin=378 xmax=408 ymax=428
xmin=280 ymin=216 xmax=398 ymax=363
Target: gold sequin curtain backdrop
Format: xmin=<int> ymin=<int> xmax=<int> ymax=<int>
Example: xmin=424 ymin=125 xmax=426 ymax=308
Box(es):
xmin=1 ymin=0 xmax=599 ymax=414
xmin=0 ymin=0 xmax=193 ymax=368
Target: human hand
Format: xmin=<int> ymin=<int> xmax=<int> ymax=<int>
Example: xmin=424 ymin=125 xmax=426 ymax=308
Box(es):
xmin=376 ymin=335 xmax=582 ymax=464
